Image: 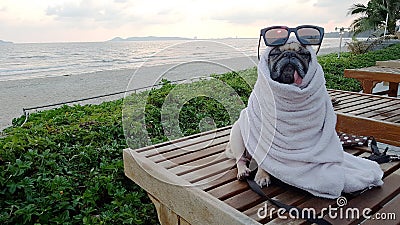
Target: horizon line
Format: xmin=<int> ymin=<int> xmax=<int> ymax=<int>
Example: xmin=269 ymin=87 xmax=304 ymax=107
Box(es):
xmin=2 ymin=35 xmax=356 ymax=44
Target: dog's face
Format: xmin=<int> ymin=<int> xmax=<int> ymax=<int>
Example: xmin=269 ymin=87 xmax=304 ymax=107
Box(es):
xmin=268 ymin=42 xmax=311 ymax=85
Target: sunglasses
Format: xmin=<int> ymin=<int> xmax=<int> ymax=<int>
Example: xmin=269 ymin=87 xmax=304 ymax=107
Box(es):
xmin=258 ymin=25 xmax=324 ymax=59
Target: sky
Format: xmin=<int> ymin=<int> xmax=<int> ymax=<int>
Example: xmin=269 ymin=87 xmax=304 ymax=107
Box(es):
xmin=0 ymin=0 xmax=370 ymax=43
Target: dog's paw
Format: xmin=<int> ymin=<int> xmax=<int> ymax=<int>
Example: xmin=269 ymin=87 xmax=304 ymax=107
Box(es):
xmin=254 ymin=169 xmax=271 ymax=187
xmin=331 ymin=97 xmax=340 ymax=106
xmin=237 ymin=164 xmax=251 ymax=180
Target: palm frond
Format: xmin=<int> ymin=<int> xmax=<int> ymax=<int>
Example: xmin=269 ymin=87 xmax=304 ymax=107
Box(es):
xmin=347 ymin=3 xmax=367 ymax=16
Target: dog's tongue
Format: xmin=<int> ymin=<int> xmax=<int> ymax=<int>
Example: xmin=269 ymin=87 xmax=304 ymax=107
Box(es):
xmin=294 ymin=70 xmax=302 ymax=85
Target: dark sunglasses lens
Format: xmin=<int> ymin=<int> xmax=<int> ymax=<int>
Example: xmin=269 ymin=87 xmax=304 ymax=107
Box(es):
xmin=297 ymin=27 xmax=321 ymax=45
xmin=264 ymin=28 xmax=288 ymax=45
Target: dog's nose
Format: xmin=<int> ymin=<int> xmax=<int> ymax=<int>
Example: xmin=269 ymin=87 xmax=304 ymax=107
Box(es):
xmin=283 ymin=52 xmax=296 ymax=57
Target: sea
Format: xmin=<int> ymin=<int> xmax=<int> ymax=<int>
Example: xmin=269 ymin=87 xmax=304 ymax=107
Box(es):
xmin=0 ymin=38 xmax=351 ymax=81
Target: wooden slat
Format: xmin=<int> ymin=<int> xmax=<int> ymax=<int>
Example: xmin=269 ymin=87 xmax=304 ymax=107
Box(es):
xmin=335 ymin=99 xmax=394 ymax=114
xmin=224 ymin=190 xmax=265 ymax=211
xmin=358 ymin=103 xmax=400 ymax=118
xmin=349 ymin=100 xmax=399 ymax=116
xmin=327 ymin=90 xmax=340 ymax=96
xmin=328 ymin=90 xmax=356 ymax=95
xmin=199 ymin=167 xmax=238 ymax=191
xmin=328 ymin=90 xmax=356 ymax=97
xmin=331 ymin=93 xmax=362 ymax=102
xmin=161 ymin=142 xmax=227 ymax=170
xmin=208 ymin=180 xmax=249 ymax=200
xmin=380 ymin=161 xmax=400 ymax=178
xmin=332 ymin=94 xmax=376 ymax=104
xmin=336 ymin=99 xmax=389 ymax=114
xmin=134 ymin=126 xmax=231 ymax=154
xmin=143 ymin=128 xmax=230 ymax=158
xmin=334 ymin=92 xmax=362 ymax=99
xmin=386 ymin=114 xmax=400 ymax=122
xmin=328 ymin=89 xmax=400 ymax=102
xmin=149 ymin=135 xmax=228 ymax=163
xmin=180 ymin=159 xmax=235 ymax=183
xmin=334 ymin=97 xmax=376 ymax=111
xmin=173 ymin=153 xmax=228 ymax=176
xmin=371 ymin=108 xmax=400 ymax=121
xmin=224 ymin=187 xmax=282 ymax=212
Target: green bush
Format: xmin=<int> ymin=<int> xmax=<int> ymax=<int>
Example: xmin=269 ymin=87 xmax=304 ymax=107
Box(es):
xmin=1 ymin=44 xmax=400 ymax=224
xmin=1 ymin=102 xmax=158 ymax=224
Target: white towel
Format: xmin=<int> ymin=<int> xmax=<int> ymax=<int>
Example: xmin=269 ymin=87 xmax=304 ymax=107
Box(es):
xmin=237 ymin=39 xmax=383 ymax=199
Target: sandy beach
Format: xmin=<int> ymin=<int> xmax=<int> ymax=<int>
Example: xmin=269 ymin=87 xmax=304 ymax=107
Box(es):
xmin=0 ymin=47 xmax=344 ymax=131
xmin=1 ymin=55 xmax=261 ymax=130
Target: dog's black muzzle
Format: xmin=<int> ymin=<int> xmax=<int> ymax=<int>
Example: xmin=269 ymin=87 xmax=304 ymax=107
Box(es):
xmin=269 ymin=48 xmax=311 ymax=85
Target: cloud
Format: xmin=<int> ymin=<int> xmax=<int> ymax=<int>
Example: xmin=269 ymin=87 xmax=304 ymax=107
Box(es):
xmin=210 ymin=8 xmax=320 ymax=26
xmin=313 ymin=0 xmax=369 ymax=12
xmin=314 ymin=0 xmax=352 ymax=7
xmin=209 ymin=0 xmax=367 ymax=27
xmin=45 ymin=0 xmax=185 ymax=28
xmin=211 ymin=10 xmax=267 ymax=24
xmin=46 ymin=0 xmax=127 ymax=22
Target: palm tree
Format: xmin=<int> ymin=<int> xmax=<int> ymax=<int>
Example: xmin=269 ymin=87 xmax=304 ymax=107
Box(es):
xmin=385 ymin=0 xmax=400 ymax=35
xmin=348 ymin=0 xmax=400 ymax=35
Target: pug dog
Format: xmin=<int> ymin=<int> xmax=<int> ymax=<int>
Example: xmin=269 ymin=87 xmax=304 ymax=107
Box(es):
xmin=269 ymin=42 xmax=311 ymax=85
xmin=225 ymin=41 xmax=312 ymax=187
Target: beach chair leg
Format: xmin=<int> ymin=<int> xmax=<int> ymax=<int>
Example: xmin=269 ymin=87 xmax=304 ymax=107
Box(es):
xmin=388 ymin=82 xmax=399 ymax=97
xmin=362 ymin=80 xmax=377 ymax=94
xmin=149 ymin=194 xmax=182 ymax=225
